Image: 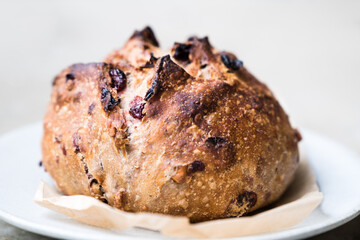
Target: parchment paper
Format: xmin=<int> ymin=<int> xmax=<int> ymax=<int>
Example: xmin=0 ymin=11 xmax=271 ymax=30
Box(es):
xmin=34 ymin=158 xmax=323 ymax=238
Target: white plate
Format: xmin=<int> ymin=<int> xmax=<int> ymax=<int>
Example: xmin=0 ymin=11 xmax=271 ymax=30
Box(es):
xmin=0 ymin=122 xmax=359 ymax=240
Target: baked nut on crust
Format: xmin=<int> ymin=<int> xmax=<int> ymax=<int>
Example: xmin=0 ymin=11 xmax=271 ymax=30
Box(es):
xmin=42 ymin=27 xmax=301 ymax=222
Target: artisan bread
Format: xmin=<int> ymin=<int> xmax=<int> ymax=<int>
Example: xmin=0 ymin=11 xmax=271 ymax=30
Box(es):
xmin=42 ymin=27 xmax=301 ymax=222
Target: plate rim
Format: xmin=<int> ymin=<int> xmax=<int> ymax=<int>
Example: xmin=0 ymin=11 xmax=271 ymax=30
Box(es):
xmin=2 ymin=208 xmax=359 ymax=240
xmin=0 ymin=122 xmax=359 ymax=240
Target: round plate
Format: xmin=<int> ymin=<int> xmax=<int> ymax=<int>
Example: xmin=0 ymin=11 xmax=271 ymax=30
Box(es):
xmin=0 ymin=122 xmax=359 ymax=239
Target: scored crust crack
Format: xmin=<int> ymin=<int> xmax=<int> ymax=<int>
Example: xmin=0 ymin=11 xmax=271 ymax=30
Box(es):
xmin=42 ymin=26 xmax=301 ymax=222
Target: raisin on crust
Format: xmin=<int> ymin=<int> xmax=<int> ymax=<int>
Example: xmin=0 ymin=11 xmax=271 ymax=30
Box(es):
xmin=42 ymin=26 xmax=300 ymax=222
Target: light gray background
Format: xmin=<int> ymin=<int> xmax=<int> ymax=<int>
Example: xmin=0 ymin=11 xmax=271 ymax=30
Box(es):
xmin=0 ymin=0 xmax=359 ymax=239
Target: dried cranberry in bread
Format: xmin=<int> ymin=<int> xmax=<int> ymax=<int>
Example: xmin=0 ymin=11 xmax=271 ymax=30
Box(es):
xmin=42 ymin=27 xmax=301 ymax=222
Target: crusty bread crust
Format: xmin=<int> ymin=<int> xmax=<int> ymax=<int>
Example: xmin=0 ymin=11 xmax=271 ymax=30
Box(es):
xmin=42 ymin=27 xmax=301 ymax=222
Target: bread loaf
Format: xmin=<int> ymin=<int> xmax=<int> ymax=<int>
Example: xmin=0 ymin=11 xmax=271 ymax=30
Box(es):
xmin=42 ymin=27 xmax=301 ymax=222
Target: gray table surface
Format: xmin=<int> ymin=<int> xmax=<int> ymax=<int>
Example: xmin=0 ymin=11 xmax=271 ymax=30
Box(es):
xmin=0 ymin=0 xmax=359 ymax=239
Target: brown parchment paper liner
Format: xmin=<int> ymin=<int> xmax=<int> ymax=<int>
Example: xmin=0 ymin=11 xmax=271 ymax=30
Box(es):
xmin=34 ymin=158 xmax=322 ymax=238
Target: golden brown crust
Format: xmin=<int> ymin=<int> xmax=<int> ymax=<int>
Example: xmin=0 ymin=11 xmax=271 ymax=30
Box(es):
xmin=42 ymin=27 xmax=300 ymax=222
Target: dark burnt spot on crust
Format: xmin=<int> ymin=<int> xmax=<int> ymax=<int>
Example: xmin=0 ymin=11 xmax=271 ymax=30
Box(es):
xmin=88 ymin=103 xmax=96 ymax=115
xmin=98 ymin=185 xmax=108 ymax=203
xmin=200 ymin=64 xmax=207 ymax=69
xmin=294 ymin=129 xmax=302 ymax=142
xmin=140 ymin=52 xmax=159 ymax=69
xmin=39 ymin=160 xmax=42 ymax=167
xmin=129 ymin=96 xmax=146 ymax=119
xmin=101 ymin=88 xmax=119 ymax=112
xmin=183 ymin=36 xmax=214 ymax=64
xmin=187 ymin=161 xmax=205 ymax=174
xmin=81 ymin=157 xmax=108 ymax=204
xmin=140 ymin=62 xmax=154 ymax=69
xmin=130 ymin=26 xmax=159 ymax=47
xmin=205 ymin=136 xmax=227 ymax=148
xmin=143 ymin=56 xmax=165 ymax=101
xmin=150 ymin=52 xmax=159 ymax=60
xmin=89 ymin=178 xmax=99 ymax=187
xmin=61 ymin=144 xmax=67 ymax=156
xmin=221 ymin=52 xmax=243 ymax=70
xmin=109 ymin=69 xmax=127 ymax=92
xmin=203 ymin=134 xmax=236 ymax=166
xmin=237 ymin=191 xmax=257 ymax=208
xmin=73 ymin=132 xmax=81 ymax=153
xmin=203 ymin=136 xmax=235 ymax=166
xmin=144 ymin=77 xmax=159 ymax=101
xmin=226 ymin=191 xmax=258 ymax=217
xmin=81 ymin=157 xmax=89 ymax=175
xmin=144 ymin=55 xmax=191 ymax=101
xmin=54 ymin=136 xmax=61 ymax=144
xmin=173 ymin=43 xmax=192 ymax=62
xmin=84 ymin=159 xmax=99 ymax=188
xmin=54 ymin=135 xmax=68 ymax=156
xmin=65 ymin=73 xmax=75 ymax=81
